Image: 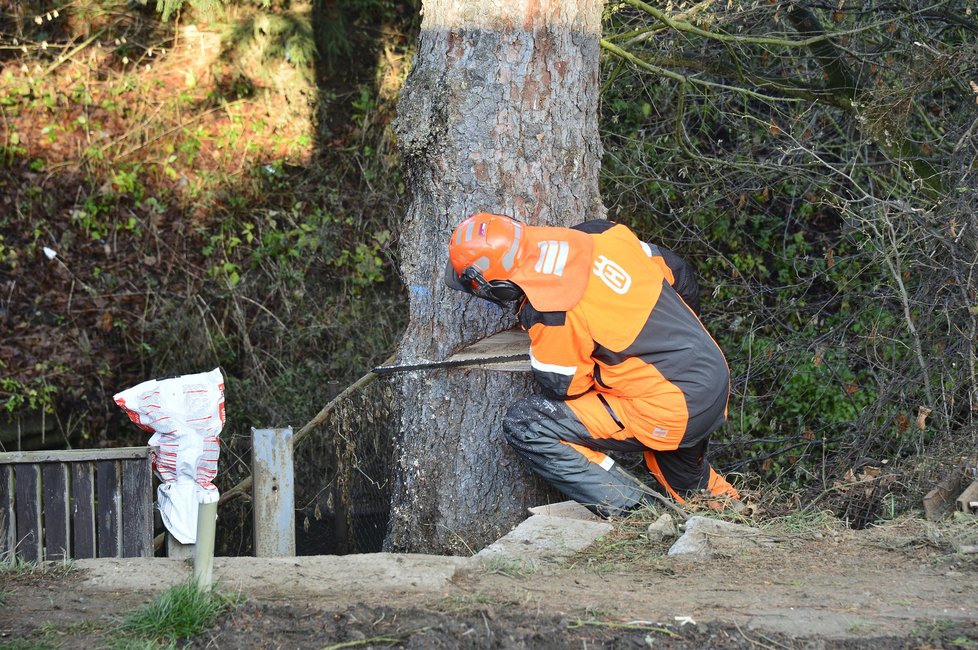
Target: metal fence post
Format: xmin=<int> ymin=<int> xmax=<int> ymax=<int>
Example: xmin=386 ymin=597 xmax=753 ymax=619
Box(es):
xmin=252 ymin=427 xmax=295 ymax=557
xmin=193 ymin=500 xmax=218 ymax=589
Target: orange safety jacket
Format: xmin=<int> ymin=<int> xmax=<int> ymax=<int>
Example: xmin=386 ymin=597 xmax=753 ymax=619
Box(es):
xmin=516 ymin=220 xmax=730 ymax=451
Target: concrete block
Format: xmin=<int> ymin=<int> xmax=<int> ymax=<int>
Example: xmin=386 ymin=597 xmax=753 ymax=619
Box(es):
xmin=475 ymin=514 xmax=611 ymax=563
xmin=527 ymin=500 xmax=602 ymax=522
xmin=668 ymin=516 xmax=777 ymax=558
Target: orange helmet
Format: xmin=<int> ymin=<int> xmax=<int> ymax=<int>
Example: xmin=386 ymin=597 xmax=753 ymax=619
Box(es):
xmin=444 ymin=212 xmax=527 ymax=304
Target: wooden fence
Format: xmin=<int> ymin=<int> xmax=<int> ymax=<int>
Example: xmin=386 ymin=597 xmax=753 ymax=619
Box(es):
xmin=0 ymin=447 xmax=153 ymax=562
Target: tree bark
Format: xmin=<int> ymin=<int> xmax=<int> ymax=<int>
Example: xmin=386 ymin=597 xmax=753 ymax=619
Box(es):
xmin=386 ymin=0 xmax=605 ymax=554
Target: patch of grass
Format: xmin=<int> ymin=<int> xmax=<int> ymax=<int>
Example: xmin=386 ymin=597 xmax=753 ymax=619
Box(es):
xmin=0 ymin=557 xmax=76 ymax=579
xmin=758 ymin=508 xmax=842 ymax=536
xmin=845 ymin=620 xmax=875 ymax=634
xmin=477 ymin=555 xmax=537 ymax=578
xmin=452 ymin=593 xmax=507 ymax=606
xmin=569 ymin=505 xmax=674 ymax=574
xmin=36 ymin=619 xmax=119 ymax=646
xmin=568 ymin=617 xmax=678 ymax=636
xmin=119 ymin=581 xmax=235 ymax=645
xmin=436 ymin=592 xmax=526 ymax=615
xmin=110 ymin=638 xmax=174 ymax=650
xmin=0 ymin=639 xmax=59 ymax=650
xmin=912 ymin=619 xmax=960 ymax=642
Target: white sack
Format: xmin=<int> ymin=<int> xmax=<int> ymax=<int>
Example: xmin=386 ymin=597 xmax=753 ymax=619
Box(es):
xmin=114 ymin=368 xmax=225 ymax=544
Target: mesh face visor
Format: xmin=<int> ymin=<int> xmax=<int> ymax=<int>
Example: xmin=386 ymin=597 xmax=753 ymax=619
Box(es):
xmin=444 ymin=258 xmax=471 ymax=292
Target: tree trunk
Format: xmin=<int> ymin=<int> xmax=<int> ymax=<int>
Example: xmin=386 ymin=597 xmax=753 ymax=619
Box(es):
xmin=385 ymin=0 xmax=605 ymax=554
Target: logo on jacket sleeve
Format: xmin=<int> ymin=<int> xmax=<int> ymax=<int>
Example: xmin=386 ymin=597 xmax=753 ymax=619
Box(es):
xmin=593 ymin=255 xmax=631 ymax=294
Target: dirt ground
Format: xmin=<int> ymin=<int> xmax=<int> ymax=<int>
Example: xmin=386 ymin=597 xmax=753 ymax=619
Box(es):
xmin=2 ymin=516 xmax=977 ymax=649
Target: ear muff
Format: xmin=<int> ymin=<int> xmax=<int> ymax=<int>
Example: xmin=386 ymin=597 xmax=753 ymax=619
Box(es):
xmin=460 ymin=266 xmax=525 ymax=305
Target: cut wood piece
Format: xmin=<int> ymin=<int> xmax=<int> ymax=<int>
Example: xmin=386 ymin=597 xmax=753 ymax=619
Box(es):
xmin=41 ymin=463 xmax=70 ymax=560
xmin=923 ymin=475 xmax=965 ymax=521
xmin=14 ymin=465 xmax=42 ymax=562
xmin=167 ymin=534 xmax=194 ymax=559
xmin=1 ymin=465 xmax=15 ymax=562
xmin=121 ymin=457 xmax=153 ymax=558
xmin=71 ymin=463 xmax=96 ymax=559
xmin=448 ymin=329 xmax=530 ymax=372
xmin=96 ymin=460 xmax=121 ymax=558
xmin=956 ymin=480 xmax=978 ymax=515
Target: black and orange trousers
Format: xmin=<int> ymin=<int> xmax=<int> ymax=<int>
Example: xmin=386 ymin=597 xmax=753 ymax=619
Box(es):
xmin=503 ymin=394 xmax=738 ymax=517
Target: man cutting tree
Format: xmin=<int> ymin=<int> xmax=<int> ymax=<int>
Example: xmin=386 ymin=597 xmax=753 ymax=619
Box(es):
xmin=445 ymin=212 xmax=741 ymax=517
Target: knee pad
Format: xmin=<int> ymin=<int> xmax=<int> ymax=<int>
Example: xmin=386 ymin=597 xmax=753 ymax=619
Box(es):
xmin=502 ymin=395 xmax=559 ymax=446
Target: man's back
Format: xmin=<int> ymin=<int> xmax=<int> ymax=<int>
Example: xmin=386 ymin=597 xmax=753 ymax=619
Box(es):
xmin=522 ymin=222 xmax=730 ymax=442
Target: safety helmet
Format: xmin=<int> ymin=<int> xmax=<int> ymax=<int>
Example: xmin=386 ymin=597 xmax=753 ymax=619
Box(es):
xmin=444 ymin=213 xmax=527 ymax=305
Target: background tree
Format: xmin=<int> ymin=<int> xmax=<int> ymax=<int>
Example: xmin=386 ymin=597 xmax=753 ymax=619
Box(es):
xmin=597 ymin=0 xmax=978 ymax=516
xmin=0 ymin=0 xmax=413 ymax=552
xmin=385 ymin=0 xmax=605 ymax=554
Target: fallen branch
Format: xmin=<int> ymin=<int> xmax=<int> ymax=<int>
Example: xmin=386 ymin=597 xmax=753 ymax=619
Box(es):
xmin=152 ymin=354 xmax=394 ymax=551
xmin=641 ymin=489 xmax=690 ymax=522
xmin=219 ymin=355 xmax=393 ymax=507
xmin=568 ymin=619 xmax=677 ymax=636
xmin=43 ymin=27 xmax=111 ymax=76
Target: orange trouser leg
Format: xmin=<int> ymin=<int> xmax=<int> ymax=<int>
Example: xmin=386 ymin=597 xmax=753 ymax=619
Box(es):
xmin=643 ymin=451 xmax=688 ymax=503
xmin=563 ymin=441 xmax=613 ymax=468
xmin=644 ymin=451 xmax=740 ymax=505
xmin=707 ymin=466 xmax=740 ymax=500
